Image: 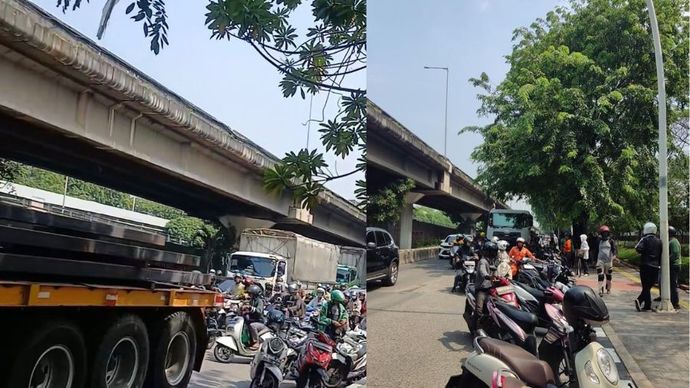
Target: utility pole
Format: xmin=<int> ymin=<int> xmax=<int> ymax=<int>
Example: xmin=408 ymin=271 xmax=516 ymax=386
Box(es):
xmin=645 ymin=0 xmax=672 ymax=312
xmin=423 ymin=66 xmax=449 ymax=157
xmin=61 ymin=176 xmax=69 ymax=212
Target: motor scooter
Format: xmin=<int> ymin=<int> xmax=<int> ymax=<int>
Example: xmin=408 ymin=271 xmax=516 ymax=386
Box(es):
xmin=538 ymin=303 xmax=619 ymax=387
xmin=294 ymin=331 xmax=336 ymax=388
xmin=446 ymin=334 xmax=557 ymax=388
xmin=464 ymin=279 xmax=538 ymax=355
xmin=329 ymin=329 xmax=367 ymax=386
xmin=214 ymin=308 xmax=276 ymax=363
xmin=452 ymin=254 xmax=476 ymax=293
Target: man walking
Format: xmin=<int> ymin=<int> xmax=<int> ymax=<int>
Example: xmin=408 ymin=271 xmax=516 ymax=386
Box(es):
xmin=635 ymin=222 xmax=662 ymax=312
xmin=596 ymin=226 xmax=617 ymax=296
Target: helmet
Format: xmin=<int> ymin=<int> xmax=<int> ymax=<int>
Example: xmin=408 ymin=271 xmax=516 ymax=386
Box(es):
xmin=669 ymin=226 xmax=677 ymax=236
xmin=316 ymin=287 xmax=325 ymax=295
xmin=266 ymin=308 xmax=285 ymax=325
xmin=265 ymin=283 xmax=274 ymax=293
xmin=497 ymin=240 xmax=509 ymax=251
xmin=330 ymin=290 xmax=345 ymax=303
xmin=480 ymin=232 xmax=486 ymax=238
xmin=288 ymin=283 xmax=299 ymax=293
xmin=481 ymin=241 xmax=498 ymax=260
xmin=247 ymin=284 xmax=262 ymax=296
xmin=562 ymin=285 xmax=609 ymax=325
xmin=516 ymin=237 xmax=525 ymax=243
xmin=210 ymin=269 xmax=216 ymax=275
xmin=599 ymin=225 xmax=610 ymax=233
xmin=492 ymin=236 xmax=499 ymax=243
xmin=643 ymin=222 xmax=657 ymax=235
xmin=358 ymin=291 xmax=366 ymax=297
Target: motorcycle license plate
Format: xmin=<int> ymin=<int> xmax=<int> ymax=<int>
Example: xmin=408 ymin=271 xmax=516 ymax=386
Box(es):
xmin=495 ymin=286 xmax=513 ymax=295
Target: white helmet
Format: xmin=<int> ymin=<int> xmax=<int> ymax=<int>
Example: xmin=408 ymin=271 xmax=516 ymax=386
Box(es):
xmin=497 ymin=240 xmax=509 ymax=251
xmin=643 ymin=222 xmax=657 ymax=235
xmin=516 ymin=237 xmax=526 ymax=243
xmin=492 ymin=236 xmax=499 ymax=243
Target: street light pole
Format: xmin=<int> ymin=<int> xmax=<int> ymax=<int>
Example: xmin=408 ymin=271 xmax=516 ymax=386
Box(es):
xmin=424 ymin=66 xmax=449 ymax=157
xmin=645 ymin=0 xmax=672 ymax=312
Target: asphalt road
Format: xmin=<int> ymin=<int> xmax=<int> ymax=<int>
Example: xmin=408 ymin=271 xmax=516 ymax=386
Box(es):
xmin=367 ymin=257 xmax=472 ymax=387
xmin=189 ymin=350 xmax=297 ymax=388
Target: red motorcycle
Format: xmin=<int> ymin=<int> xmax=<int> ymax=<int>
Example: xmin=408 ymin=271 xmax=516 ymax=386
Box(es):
xmin=294 ymin=331 xmax=336 ymax=388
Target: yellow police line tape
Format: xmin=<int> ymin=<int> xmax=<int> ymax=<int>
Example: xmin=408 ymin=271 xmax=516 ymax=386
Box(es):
xmin=616 ymin=267 xmax=689 ymax=310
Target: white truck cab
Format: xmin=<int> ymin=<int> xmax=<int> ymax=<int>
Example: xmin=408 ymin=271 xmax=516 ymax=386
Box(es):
xmin=227 ymin=251 xmax=287 ymax=292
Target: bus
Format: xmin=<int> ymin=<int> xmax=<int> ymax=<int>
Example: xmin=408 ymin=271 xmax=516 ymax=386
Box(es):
xmin=486 ymin=209 xmax=534 ymax=246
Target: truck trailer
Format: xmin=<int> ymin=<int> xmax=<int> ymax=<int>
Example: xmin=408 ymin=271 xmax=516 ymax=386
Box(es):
xmin=0 ymin=201 xmax=220 ymax=388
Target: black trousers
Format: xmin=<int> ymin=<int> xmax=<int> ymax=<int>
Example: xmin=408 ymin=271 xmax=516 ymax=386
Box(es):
xmin=638 ymin=265 xmax=659 ymax=309
xmin=671 ymin=264 xmax=680 ymax=306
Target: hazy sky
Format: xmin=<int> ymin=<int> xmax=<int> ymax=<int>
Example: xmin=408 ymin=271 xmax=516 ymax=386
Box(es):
xmin=368 ymin=0 xmax=567 ymax=213
xmin=30 ymin=0 xmax=364 ymax=199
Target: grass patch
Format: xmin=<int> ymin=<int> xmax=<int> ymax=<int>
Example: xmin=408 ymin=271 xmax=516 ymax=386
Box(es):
xmin=618 ymin=247 xmax=689 ymax=285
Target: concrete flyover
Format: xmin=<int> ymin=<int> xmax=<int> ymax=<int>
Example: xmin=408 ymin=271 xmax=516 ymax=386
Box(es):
xmin=367 ymin=99 xmax=507 ymax=248
xmin=0 ymin=0 xmax=364 ymax=246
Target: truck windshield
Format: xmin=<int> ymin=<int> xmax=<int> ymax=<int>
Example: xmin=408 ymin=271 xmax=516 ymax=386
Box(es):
xmin=491 ymin=213 xmax=533 ymax=229
xmin=336 ymin=268 xmax=349 ymax=282
xmin=230 ymin=255 xmax=277 ymax=278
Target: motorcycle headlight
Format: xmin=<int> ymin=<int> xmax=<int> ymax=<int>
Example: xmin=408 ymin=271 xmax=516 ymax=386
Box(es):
xmin=596 ymin=348 xmax=619 ymax=385
xmin=583 ymin=360 xmax=600 ymax=384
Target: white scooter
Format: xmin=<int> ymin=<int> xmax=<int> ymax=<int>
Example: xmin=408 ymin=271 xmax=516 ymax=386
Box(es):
xmin=330 ymin=329 xmax=367 ymax=385
xmin=214 ymin=314 xmax=275 ymax=363
xmin=447 ymin=334 xmax=557 ymax=388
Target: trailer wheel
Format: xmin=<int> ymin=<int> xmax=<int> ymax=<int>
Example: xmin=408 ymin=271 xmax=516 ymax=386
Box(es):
xmin=147 ymin=311 xmax=197 ymax=388
xmin=90 ymin=315 xmax=149 ymax=388
xmin=7 ymin=320 xmax=87 ymax=388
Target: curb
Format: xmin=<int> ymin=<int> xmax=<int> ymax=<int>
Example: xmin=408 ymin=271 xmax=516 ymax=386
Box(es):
xmin=602 ymin=324 xmax=654 ymax=388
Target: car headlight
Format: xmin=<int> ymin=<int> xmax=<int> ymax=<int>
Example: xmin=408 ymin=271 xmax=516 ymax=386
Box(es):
xmin=596 ymin=348 xmax=619 ymax=385
xmin=584 ymin=361 xmax=600 ymax=384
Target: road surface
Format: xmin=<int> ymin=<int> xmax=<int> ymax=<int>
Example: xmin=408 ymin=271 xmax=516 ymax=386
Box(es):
xmin=189 ymin=351 xmax=298 ymax=388
xmin=366 ymin=257 xmax=472 ymax=387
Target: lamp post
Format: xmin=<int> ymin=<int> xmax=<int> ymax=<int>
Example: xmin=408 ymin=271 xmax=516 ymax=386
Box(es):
xmin=645 ymin=0 xmax=672 ymax=312
xmin=423 ymin=66 xmax=449 ymax=157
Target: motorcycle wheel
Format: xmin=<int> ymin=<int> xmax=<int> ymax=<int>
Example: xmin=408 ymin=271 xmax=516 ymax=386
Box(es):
xmin=250 ymin=372 xmax=279 ymax=388
xmin=213 ymin=344 xmax=234 ymax=363
xmin=325 ymin=361 xmax=348 ymax=387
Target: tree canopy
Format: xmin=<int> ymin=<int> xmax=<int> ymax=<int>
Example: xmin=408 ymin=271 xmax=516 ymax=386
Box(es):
xmin=58 ymin=0 xmax=366 ymax=210
xmin=464 ymin=0 xmax=688 ymax=234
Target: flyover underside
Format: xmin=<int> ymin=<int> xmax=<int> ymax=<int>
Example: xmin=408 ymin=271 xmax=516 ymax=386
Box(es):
xmin=0 ymin=112 xmax=275 ymax=220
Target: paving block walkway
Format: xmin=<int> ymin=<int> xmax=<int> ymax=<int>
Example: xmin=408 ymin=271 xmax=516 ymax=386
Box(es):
xmin=576 ymin=265 xmax=689 ymax=388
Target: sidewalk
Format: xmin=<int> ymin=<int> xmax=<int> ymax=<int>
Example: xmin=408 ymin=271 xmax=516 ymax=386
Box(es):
xmin=576 ymin=266 xmax=689 ymax=388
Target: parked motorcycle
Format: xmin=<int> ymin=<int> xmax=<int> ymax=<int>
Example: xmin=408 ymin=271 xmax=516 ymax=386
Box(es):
xmin=446 ymin=335 xmax=557 ymax=388
xmin=538 ymin=286 xmax=618 ymax=387
xmin=464 ymin=279 xmax=539 ymax=355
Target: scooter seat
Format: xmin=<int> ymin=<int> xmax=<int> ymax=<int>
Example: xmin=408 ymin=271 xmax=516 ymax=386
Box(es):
xmin=515 ymin=281 xmax=545 ymax=300
xmin=494 ymin=300 xmax=538 ymax=333
xmin=478 ymin=337 xmax=555 ymax=387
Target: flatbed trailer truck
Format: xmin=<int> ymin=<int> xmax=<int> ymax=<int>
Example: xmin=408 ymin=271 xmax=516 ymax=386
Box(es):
xmin=0 ymin=201 xmax=221 ymax=388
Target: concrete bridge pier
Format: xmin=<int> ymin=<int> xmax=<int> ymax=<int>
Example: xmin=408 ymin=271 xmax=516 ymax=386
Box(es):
xmin=399 ymin=192 xmax=425 ymax=249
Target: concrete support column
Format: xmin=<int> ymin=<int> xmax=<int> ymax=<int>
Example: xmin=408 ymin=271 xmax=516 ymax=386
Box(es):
xmin=399 ymin=192 xmax=424 ymax=249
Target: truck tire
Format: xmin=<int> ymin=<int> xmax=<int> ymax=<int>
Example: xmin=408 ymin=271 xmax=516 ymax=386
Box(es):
xmin=89 ymin=314 xmax=149 ymax=388
xmin=382 ymin=260 xmax=398 ymax=286
xmin=7 ymin=320 xmax=87 ymax=388
xmin=147 ymin=311 xmax=197 ymax=388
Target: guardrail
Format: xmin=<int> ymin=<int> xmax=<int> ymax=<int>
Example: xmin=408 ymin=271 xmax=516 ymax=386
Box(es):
xmin=399 ymin=246 xmax=439 ymax=264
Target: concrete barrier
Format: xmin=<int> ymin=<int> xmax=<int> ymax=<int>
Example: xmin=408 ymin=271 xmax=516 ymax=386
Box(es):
xmin=399 ymin=246 xmax=439 ymax=264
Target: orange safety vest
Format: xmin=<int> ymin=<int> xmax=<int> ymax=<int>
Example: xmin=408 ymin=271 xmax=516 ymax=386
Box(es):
xmin=564 ymin=239 xmax=572 ymax=252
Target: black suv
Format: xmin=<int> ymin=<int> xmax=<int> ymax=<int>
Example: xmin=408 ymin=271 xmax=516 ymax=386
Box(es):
xmin=366 ymin=227 xmax=399 ymax=286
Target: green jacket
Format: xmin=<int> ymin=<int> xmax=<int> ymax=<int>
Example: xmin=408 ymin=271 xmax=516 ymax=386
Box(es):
xmin=317 ymin=301 xmax=348 ymax=333
xmin=670 ymin=237 xmax=681 ymax=266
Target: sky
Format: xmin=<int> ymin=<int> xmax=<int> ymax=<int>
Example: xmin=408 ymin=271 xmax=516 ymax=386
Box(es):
xmin=30 ymin=0 xmax=364 ymax=200
xmin=368 ymin=0 xmax=567 ymax=214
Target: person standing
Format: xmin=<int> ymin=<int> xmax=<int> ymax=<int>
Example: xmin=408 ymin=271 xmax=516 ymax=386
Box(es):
xmin=596 ymin=225 xmax=617 ymax=296
xmin=562 ymin=233 xmax=574 ymax=268
xmin=634 ymin=222 xmax=662 ymax=311
xmin=669 ymin=226 xmax=682 ymax=310
xmin=577 ymin=234 xmax=590 ymax=276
